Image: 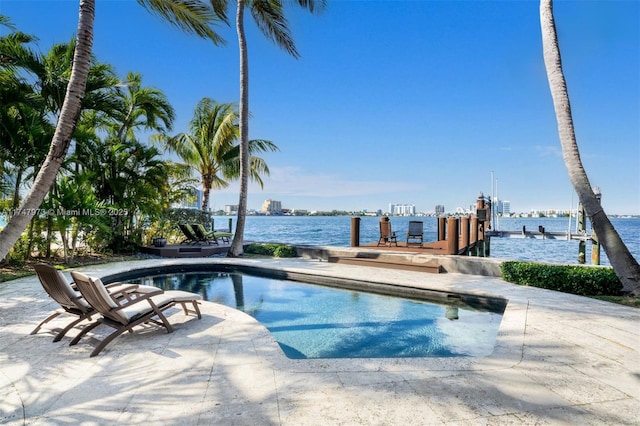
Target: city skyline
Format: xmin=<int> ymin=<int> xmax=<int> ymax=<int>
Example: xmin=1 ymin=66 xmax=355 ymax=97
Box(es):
xmin=3 ymin=1 xmax=638 ymax=215
xmin=226 ymin=195 xmax=600 ymax=217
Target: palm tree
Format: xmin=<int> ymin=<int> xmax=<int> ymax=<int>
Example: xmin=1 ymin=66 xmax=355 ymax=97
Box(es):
xmin=229 ymin=0 xmax=326 ymax=257
xmin=113 ymin=71 xmax=175 ymax=141
xmin=0 ymin=1 xmax=95 ymax=261
xmin=540 ymin=0 xmax=640 ymax=296
xmin=0 ymin=0 xmax=226 ymax=262
xmin=158 ymin=97 xmax=278 ymax=212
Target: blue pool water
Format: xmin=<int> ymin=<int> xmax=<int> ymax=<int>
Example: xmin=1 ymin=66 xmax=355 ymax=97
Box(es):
xmin=127 ymin=269 xmax=505 ymax=359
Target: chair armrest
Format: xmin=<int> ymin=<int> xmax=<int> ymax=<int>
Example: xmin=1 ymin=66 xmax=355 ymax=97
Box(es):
xmin=111 ymin=289 xmax=164 ymax=310
xmin=108 ymin=283 xmax=163 ymax=301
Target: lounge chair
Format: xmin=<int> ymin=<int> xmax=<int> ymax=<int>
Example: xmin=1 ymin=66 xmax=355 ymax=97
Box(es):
xmin=192 ymin=223 xmax=232 ymax=244
xmin=406 ymin=220 xmax=424 ymax=247
xmin=377 ymin=217 xmax=398 ymax=246
xmin=178 ymin=223 xmax=200 ymax=244
xmin=191 ymin=223 xmax=219 ymax=245
xmin=69 ymin=271 xmax=202 ymax=357
xmin=31 ymin=264 xmax=145 ymax=342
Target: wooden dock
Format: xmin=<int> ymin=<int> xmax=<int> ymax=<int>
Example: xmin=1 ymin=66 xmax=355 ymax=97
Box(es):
xmin=139 ymin=243 xmax=229 ymax=258
xmin=488 ymin=230 xmax=592 ymax=241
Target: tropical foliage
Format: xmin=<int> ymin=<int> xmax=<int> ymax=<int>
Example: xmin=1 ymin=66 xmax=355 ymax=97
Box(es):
xmin=157 ymin=98 xmax=278 ymax=212
xmin=0 ymin=0 xmax=228 ymax=262
xmin=0 ymin=15 xmax=273 ymax=264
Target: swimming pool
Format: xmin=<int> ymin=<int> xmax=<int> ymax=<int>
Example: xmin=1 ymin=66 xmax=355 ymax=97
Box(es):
xmin=114 ymin=266 xmax=506 ymax=359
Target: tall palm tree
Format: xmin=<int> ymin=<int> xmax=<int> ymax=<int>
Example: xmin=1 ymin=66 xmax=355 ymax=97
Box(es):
xmin=0 ymin=0 xmax=226 ymax=261
xmin=158 ymin=97 xmax=278 ymax=211
xmin=0 ymin=1 xmax=95 ymax=261
xmin=540 ymin=0 xmax=640 ymax=296
xmin=229 ymin=0 xmax=326 ymax=257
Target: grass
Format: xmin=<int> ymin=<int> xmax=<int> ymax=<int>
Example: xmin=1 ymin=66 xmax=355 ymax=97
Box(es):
xmin=592 ymin=295 xmax=640 ymax=308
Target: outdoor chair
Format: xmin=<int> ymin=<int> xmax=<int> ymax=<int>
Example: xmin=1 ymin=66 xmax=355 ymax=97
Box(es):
xmin=31 ymin=264 xmax=148 ymax=342
xmin=406 ymin=220 xmax=424 ymax=247
xmin=69 ymin=271 xmax=202 ymax=357
xmin=377 ymin=217 xmax=398 ymax=246
xmin=192 ymin=223 xmax=232 ymax=245
xmin=178 ymin=223 xmax=199 ymax=244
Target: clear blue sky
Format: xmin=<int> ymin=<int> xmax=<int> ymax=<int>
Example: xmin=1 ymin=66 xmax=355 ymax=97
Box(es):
xmin=2 ymin=0 xmax=639 ymax=215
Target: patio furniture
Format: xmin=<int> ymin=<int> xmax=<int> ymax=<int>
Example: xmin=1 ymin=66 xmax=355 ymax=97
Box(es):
xmin=31 ymin=264 xmax=143 ymax=342
xmin=406 ymin=220 xmax=424 ymax=247
xmin=69 ymin=271 xmax=202 ymax=357
xmin=178 ymin=223 xmax=200 ymax=244
xmin=377 ymin=216 xmax=398 ymax=246
xmin=192 ymin=223 xmax=232 ymax=244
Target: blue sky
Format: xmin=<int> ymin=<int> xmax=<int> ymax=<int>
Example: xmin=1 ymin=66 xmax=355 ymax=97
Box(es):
xmin=2 ymin=0 xmax=639 ymax=215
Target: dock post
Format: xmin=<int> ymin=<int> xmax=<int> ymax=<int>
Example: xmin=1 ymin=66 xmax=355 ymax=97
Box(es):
xmin=591 ymin=188 xmax=601 ymax=265
xmin=446 ymin=217 xmax=459 ymax=254
xmin=438 ymin=216 xmax=446 ymax=241
xmin=470 ymin=217 xmax=478 ymax=256
xmin=228 ymin=218 xmax=233 ymax=232
xmin=485 ymin=231 xmax=491 ymax=257
xmin=461 ymin=216 xmax=470 ymax=255
xmin=350 ymin=217 xmax=361 ymax=247
xmin=577 ymin=204 xmax=586 ymax=264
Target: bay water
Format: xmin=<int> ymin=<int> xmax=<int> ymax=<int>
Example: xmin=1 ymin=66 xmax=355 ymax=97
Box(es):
xmin=235 ymin=215 xmax=640 ymax=266
xmin=1 ymin=214 xmax=637 ymax=265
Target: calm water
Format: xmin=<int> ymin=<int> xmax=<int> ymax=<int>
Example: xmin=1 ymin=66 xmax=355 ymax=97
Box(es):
xmin=234 ymin=216 xmax=640 ymax=266
xmin=134 ymin=270 xmax=504 ymax=359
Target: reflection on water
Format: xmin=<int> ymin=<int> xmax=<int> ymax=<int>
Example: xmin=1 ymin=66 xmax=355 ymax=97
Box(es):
xmin=130 ymin=271 xmax=504 ymax=359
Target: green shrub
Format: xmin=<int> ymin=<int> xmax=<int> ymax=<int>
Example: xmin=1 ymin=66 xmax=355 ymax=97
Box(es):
xmin=245 ymin=243 xmax=297 ymax=258
xmin=273 ymin=245 xmax=297 ymax=258
xmin=500 ymin=261 xmax=622 ymax=296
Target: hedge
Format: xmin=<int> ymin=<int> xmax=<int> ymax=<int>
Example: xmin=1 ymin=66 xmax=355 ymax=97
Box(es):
xmin=500 ymin=261 xmax=623 ymax=296
xmin=245 ymin=243 xmax=298 ymax=258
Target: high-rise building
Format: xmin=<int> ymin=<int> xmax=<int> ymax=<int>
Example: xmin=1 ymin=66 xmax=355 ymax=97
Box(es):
xmin=435 ymin=205 xmax=445 ymax=215
xmin=261 ymin=199 xmax=282 ymax=214
xmin=502 ymin=200 xmax=511 ymax=216
xmin=389 ymin=203 xmax=415 ymax=216
xmin=224 ymin=205 xmax=238 ymax=214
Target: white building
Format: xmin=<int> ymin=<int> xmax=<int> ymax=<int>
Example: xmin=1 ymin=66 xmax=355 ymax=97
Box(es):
xmin=502 ymin=200 xmax=511 ymax=216
xmin=224 ymin=205 xmax=238 ymax=214
xmin=261 ymin=199 xmax=282 ymax=215
xmin=388 ymin=203 xmax=416 ymax=216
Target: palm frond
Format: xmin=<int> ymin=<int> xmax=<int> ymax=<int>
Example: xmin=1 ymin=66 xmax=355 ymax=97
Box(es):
xmin=250 ymin=0 xmax=298 ymax=58
xmin=137 ymin=0 xmax=227 ymax=45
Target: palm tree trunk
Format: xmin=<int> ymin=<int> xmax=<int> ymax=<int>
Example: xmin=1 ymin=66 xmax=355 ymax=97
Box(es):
xmin=11 ymin=167 xmax=23 ymax=209
xmin=228 ymin=0 xmax=249 ymax=257
xmin=540 ymin=0 xmax=640 ymax=296
xmin=201 ymin=174 xmax=215 ymax=212
xmin=0 ymin=0 xmax=94 ymax=262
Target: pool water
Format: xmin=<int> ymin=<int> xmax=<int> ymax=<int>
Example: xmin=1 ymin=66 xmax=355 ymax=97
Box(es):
xmin=130 ymin=271 xmax=505 ymax=359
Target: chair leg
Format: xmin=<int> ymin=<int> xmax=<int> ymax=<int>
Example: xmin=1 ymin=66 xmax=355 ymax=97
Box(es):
xmin=30 ymin=311 xmax=63 ymax=336
xmin=52 ymin=315 xmax=91 ymax=342
xmin=69 ymin=320 xmax=102 ymax=346
xmin=178 ymin=301 xmax=202 ymax=319
xmin=88 ymin=309 xmax=174 ymax=357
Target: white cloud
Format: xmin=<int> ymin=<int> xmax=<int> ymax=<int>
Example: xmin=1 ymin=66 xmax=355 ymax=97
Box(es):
xmin=219 ymin=166 xmax=425 ymax=198
xmin=535 ymin=145 xmax=562 ymax=158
